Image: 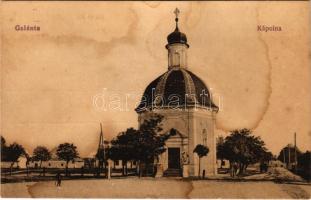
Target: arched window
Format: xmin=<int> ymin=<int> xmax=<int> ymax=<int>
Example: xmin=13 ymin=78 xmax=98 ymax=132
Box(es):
xmin=174 ymin=51 xmax=180 ymax=66
xmin=202 ymin=129 xmax=207 ymax=145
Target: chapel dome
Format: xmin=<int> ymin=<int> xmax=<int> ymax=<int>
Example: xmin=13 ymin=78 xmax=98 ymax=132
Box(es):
xmin=166 ymin=28 xmax=189 ymax=48
xmin=135 ymin=68 xmax=218 ymax=113
xmin=165 ymin=8 xmax=189 ymax=48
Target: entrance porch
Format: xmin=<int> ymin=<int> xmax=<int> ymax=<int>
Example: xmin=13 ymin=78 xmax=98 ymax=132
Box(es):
xmin=156 ymin=129 xmax=189 ymax=177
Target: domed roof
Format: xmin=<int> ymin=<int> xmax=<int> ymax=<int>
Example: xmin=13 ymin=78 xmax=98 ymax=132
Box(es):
xmin=135 ymin=68 xmax=218 ymax=113
xmin=166 ymin=27 xmax=189 ymax=48
xmin=166 ymin=8 xmax=189 ymax=48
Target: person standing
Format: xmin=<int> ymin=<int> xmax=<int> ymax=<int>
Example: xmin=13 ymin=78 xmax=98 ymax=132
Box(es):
xmin=56 ymin=172 xmax=62 ymax=187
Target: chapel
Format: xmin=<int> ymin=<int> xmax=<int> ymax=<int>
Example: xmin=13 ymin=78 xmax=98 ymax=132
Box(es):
xmin=135 ymin=8 xmax=218 ymax=177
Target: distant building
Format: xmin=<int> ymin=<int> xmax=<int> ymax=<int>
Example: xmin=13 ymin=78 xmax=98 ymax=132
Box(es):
xmin=27 ymin=146 xmax=84 ymax=169
xmin=112 ymin=160 xmax=137 ymax=170
xmin=1 ymin=162 xmax=19 ymax=169
xmin=1 ymin=157 xmax=27 ymax=169
xmin=28 ymin=158 xmax=84 ymax=169
xmin=83 ymin=157 xmax=96 ymax=169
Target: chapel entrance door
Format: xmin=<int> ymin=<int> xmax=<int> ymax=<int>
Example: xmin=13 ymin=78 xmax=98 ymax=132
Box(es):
xmin=168 ymin=148 xmax=180 ymax=169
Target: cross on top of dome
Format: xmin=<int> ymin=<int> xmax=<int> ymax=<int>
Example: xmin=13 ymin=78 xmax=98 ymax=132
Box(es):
xmin=174 ymin=8 xmax=180 ymax=31
xmin=174 ymin=8 xmax=180 ymax=18
xmin=166 ymin=8 xmax=189 ymax=48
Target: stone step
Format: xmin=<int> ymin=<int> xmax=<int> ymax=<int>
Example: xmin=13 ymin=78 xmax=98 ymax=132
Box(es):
xmin=163 ymin=168 xmax=182 ymax=177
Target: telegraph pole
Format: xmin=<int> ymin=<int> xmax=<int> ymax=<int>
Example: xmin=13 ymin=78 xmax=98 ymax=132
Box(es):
xmin=288 ymin=144 xmax=291 ymax=169
xmin=283 ymin=148 xmax=286 ymax=165
xmin=101 ymin=123 xmax=105 ymax=162
xmin=294 ymin=132 xmax=297 ymax=173
xmin=97 ymin=123 xmax=105 ymax=177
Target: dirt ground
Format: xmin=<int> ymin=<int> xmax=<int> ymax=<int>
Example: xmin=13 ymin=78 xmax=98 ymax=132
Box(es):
xmin=1 ymin=178 xmax=310 ymax=198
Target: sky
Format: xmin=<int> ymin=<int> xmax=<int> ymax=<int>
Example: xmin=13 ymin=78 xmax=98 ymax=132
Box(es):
xmin=1 ymin=1 xmax=311 ymax=157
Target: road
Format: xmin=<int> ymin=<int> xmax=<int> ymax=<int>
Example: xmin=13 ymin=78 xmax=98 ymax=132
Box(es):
xmin=1 ymin=178 xmax=310 ymax=198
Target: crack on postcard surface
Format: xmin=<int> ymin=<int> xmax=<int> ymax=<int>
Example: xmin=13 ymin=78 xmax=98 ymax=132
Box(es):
xmin=253 ymin=6 xmax=273 ymax=130
xmin=185 ymin=180 xmax=194 ymax=198
xmin=26 ymin=182 xmax=37 ymax=198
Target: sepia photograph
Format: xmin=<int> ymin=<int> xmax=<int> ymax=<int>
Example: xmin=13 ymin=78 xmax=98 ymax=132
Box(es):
xmin=1 ymin=1 xmax=311 ymax=198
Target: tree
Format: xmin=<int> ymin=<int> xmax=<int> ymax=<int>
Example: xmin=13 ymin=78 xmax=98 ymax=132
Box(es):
xmin=222 ymin=129 xmax=269 ymax=175
xmin=216 ymin=136 xmax=226 ymax=168
xmin=261 ymin=151 xmax=273 ymax=162
xmin=95 ymin=141 xmax=109 ymax=176
xmin=193 ymin=144 xmax=209 ymax=178
xmin=1 ymin=136 xmax=6 ymax=148
xmin=297 ymin=151 xmax=310 ymax=180
xmin=109 ymin=114 xmax=172 ymax=177
xmin=5 ymin=143 xmax=26 ymax=174
xmin=6 ymin=143 xmax=26 ymax=164
xmin=1 ymin=136 xmax=8 ymax=161
xmin=23 ymin=151 xmax=31 ymax=176
xmin=33 ymin=146 xmax=51 ymax=168
xmin=109 ymin=128 xmax=139 ymax=176
xmin=277 ymin=145 xmax=301 ymax=166
xmin=135 ymin=114 xmax=172 ymax=176
xmin=1 ymin=138 xmax=27 ymax=174
xmin=56 ymin=143 xmax=79 ymax=176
